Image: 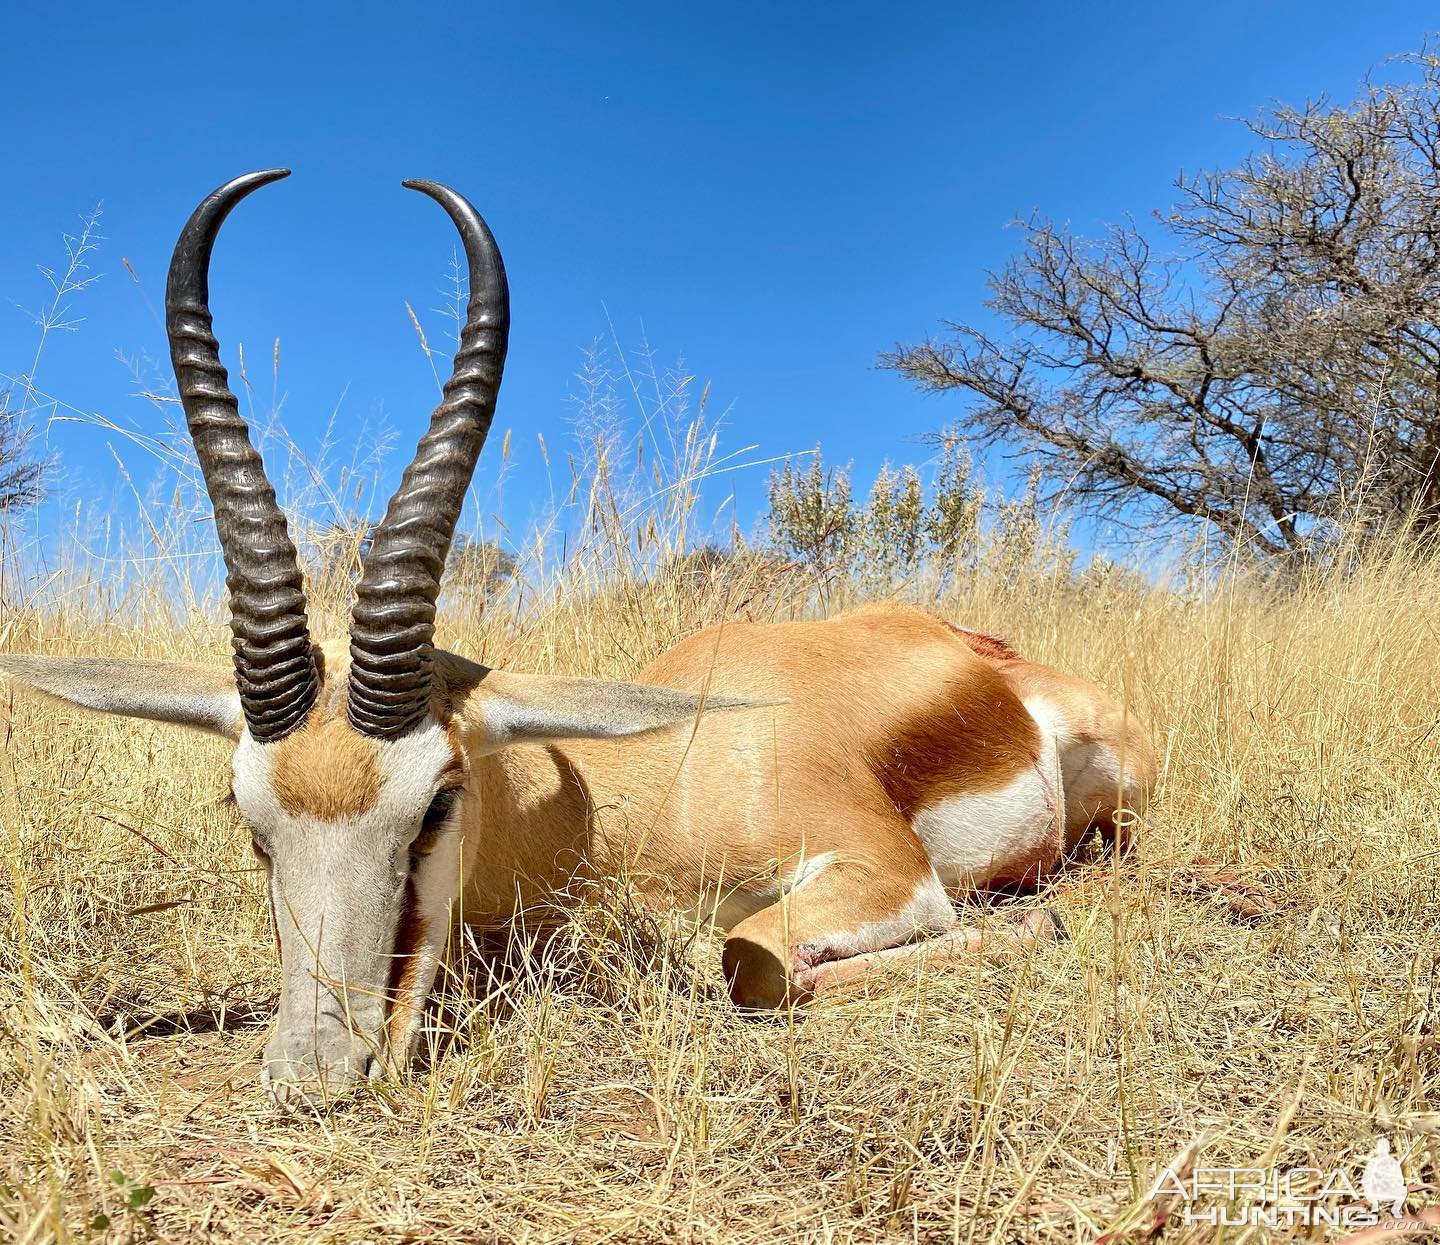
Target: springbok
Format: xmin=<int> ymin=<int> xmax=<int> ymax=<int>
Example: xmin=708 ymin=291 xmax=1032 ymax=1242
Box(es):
xmin=0 ymin=171 xmax=1156 ymax=1103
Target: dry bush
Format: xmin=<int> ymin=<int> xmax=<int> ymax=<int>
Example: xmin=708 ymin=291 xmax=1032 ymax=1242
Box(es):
xmin=884 ymin=47 xmax=1440 ymax=557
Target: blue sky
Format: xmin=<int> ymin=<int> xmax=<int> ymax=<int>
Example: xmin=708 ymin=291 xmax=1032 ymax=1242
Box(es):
xmin=3 ymin=3 xmax=1435 ymax=556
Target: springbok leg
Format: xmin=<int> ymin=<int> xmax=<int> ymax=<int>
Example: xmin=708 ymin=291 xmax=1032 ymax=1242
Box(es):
xmin=801 ymin=907 xmax=1064 ymax=997
xmin=721 ymin=818 xmax=1062 ymax=1009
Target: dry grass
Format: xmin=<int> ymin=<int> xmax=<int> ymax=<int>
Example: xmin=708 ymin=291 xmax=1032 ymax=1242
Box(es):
xmin=1 ymin=466 xmax=1438 ymax=1243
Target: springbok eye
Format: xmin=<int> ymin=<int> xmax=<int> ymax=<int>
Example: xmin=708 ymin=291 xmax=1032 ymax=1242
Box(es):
xmin=410 ymin=787 xmax=460 ymax=871
xmin=423 ymin=788 xmax=460 ymax=832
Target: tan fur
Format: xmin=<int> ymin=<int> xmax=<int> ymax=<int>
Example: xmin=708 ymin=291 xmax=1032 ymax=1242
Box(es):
xmin=271 ymin=712 xmax=383 ymax=820
xmin=867 ymin=662 xmax=1040 ymax=816
xmin=270 ymin=610 xmax=1150 ymax=1018
xmin=437 ymin=609 xmax=1030 ymax=919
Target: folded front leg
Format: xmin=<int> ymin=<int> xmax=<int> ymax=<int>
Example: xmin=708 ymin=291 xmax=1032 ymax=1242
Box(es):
xmin=721 ymin=824 xmax=956 ymax=1009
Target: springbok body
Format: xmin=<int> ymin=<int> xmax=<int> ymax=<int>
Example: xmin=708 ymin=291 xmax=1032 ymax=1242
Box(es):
xmin=448 ymin=607 xmax=1154 ymax=1008
xmin=0 ymin=172 xmax=1155 ymax=1103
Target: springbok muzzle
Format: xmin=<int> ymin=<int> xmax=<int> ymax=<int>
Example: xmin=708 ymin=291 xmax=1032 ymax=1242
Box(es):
xmin=261 ymin=1032 xmax=381 ymax=1105
xmin=257 ymin=896 xmax=404 ymax=1105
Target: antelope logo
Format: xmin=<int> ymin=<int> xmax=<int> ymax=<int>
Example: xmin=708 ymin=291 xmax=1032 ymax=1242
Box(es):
xmin=1362 ymin=1139 xmax=1407 ymax=1217
xmin=0 ymin=171 xmax=1156 ymax=1105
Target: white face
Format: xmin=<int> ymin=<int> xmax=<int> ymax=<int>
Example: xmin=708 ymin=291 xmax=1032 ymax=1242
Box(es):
xmin=230 ymin=717 xmax=465 ymax=1105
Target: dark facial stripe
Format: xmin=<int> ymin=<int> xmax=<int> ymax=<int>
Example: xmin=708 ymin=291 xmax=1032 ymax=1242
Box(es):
xmin=386 ymin=878 xmax=429 ymax=1047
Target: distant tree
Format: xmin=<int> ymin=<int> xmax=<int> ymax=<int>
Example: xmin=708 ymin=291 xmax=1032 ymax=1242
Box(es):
xmin=0 ymin=389 xmax=51 ymax=516
xmin=302 ymin=526 xmax=516 ymax=611
xmin=666 ymin=544 xmax=746 ymax=587
xmin=663 ymin=543 xmax=789 ymax=599
xmin=861 ymin=463 xmax=926 ymax=585
xmin=883 ymin=48 xmax=1440 ymax=557
xmin=926 ymin=432 xmax=985 ymax=569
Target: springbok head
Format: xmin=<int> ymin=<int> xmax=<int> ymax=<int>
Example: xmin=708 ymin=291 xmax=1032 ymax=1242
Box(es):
xmin=0 ymin=171 xmax=747 ymax=1103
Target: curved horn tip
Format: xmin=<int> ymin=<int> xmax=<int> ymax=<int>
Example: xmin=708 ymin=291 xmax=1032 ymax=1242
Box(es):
xmin=213 ymin=167 xmax=292 ymax=195
xmin=400 ymin=178 xmax=479 ymax=212
xmin=170 ymin=170 xmax=293 ymax=280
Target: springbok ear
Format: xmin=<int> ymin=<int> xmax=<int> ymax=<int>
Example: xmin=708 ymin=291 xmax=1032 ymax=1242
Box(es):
xmin=433 ymin=651 xmax=778 ymax=753
xmin=0 ymin=655 xmax=243 ymax=739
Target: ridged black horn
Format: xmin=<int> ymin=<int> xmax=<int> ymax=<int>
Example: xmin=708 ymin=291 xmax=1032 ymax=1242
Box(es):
xmin=347 ymin=181 xmax=510 ymax=738
xmin=166 ymin=169 xmax=318 ymax=743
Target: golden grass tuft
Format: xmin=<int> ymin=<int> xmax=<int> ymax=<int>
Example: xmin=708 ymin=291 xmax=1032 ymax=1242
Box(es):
xmin=1 ymin=492 xmax=1438 ymax=1242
